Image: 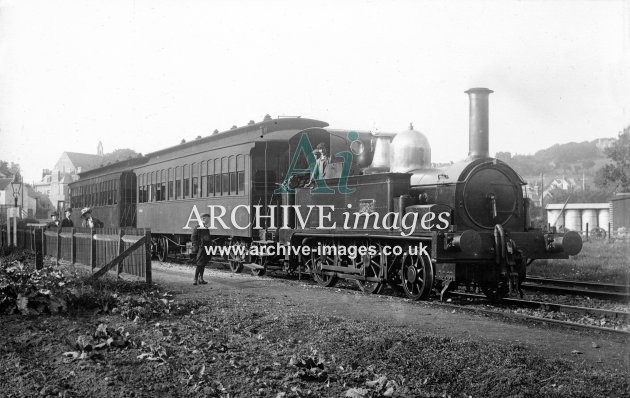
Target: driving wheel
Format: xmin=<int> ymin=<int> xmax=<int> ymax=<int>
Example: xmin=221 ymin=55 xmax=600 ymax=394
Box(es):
xmin=400 ymin=249 xmax=434 ymax=300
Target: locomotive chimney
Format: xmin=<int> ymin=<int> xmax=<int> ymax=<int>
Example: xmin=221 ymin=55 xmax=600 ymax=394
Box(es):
xmin=465 ymin=87 xmax=493 ymax=160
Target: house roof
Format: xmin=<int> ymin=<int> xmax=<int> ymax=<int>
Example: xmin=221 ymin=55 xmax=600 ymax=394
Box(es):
xmin=64 ymin=152 xmax=103 ymax=171
xmin=0 ymin=178 xmax=13 ymax=190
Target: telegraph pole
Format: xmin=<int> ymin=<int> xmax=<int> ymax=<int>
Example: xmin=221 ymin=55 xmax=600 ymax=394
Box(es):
xmin=540 ymin=172 xmax=545 ymax=228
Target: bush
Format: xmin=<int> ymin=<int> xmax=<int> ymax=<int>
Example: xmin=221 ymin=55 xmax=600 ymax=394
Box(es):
xmin=0 ymin=250 xmax=174 ymax=319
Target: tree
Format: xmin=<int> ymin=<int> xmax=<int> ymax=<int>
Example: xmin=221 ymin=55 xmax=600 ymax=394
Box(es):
xmin=596 ymin=126 xmax=630 ymax=192
xmin=0 ymin=160 xmax=20 ymax=178
xmin=101 ymin=149 xmax=141 ymax=165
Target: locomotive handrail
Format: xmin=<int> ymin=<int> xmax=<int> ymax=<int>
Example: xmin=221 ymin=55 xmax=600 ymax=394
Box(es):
xmin=291 ymin=232 xmax=434 ymax=241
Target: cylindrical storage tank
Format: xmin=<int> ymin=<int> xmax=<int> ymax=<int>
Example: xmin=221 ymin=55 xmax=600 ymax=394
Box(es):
xmin=581 ymin=209 xmax=598 ymax=232
xmin=548 ymin=209 xmax=564 ymax=227
xmin=598 ymin=209 xmax=609 ymax=229
xmin=564 ymin=209 xmax=581 ymax=232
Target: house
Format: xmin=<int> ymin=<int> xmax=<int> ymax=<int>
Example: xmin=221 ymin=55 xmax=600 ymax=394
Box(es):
xmin=47 ymin=151 xmax=104 ymax=208
xmin=547 ymin=177 xmax=578 ymax=191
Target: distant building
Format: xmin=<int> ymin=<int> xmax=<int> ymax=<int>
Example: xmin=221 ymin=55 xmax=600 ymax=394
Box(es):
xmin=610 ymin=193 xmax=630 ymax=232
xmin=48 ymin=151 xmax=103 ymax=208
xmin=33 ymin=169 xmax=52 ymax=197
xmin=547 ymin=177 xmax=578 ymax=191
xmin=594 ymin=137 xmax=615 ymax=151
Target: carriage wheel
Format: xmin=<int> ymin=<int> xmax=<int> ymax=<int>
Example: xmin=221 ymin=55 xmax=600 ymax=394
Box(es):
xmin=250 ymin=255 xmax=266 ymax=277
xmin=353 ymin=243 xmax=384 ymax=294
xmin=400 ymin=249 xmax=434 ymax=300
xmin=309 ymin=249 xmax=338 ymax=288
xmin=157 ymin=236 xmax=169 ymax=262
xmin=228 ymin=240 xmax=246 ymax=273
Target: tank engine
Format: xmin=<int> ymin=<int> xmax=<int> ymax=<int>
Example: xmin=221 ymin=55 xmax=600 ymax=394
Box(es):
xmin=285 ymin=88 xmax=582 ymax=300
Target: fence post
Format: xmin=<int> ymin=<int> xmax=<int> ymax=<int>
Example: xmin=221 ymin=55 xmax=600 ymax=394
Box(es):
xmin=117 ymin=229 xmax=125 ymax=277
xmin=35 ymin=228 xmax=43 ymax=269
xmin=144 ymin=229 xmax=152 ymax=284
xmin=585 ymin=222 xmax=589 ymax=242
xmin=91 ymin=229 xmax=97 ymax=271
xmin=70 ymin=228 xmax=75 ymax=265
xmin=13 ymin=216 xmax=17 ymax=248
xmin=608 ymin=222 xmax=611 ymax=241
xmin=56 ymin=229 xmax=61 ymax=265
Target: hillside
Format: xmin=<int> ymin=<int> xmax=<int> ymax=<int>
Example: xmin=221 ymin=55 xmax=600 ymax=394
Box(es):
xmin=495 ymin=138 xmax=613 ymax=187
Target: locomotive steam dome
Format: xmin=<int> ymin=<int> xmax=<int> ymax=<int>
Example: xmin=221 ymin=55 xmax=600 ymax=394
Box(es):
xmin=390 ymin=123 xmax=431 ymax=173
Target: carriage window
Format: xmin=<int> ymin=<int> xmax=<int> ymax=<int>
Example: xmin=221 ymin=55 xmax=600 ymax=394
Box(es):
xmin=207 ymin=160 xmax=214 ymax=196
xmin=139 ymin=174 xmax=144 ymax=203
xmin=237 ymin=155 xmax=245 ymax=194
xmin=157 ymin=170 xmax=164 ymax=201
xmin=149 ymin=172 xmax=154 ymax=202
xmin=221 ymin=157 xmax=229 ymax=195
xmin=168 ymin=168 xmax=173 ymax=200
xmin=200 ymin=162 xmax=206 ymax=198
xmin=161 ymin=170 xmax=166 ymax=201
xmin=192 ymin=162 xmax=198 ymax=198
xmin=113 ymin=180 xmax=118 ymax=204
xmin=183 ymin=164 xmax=190 ymax=198
xmin=214 ymin=158 xmax=221 ymax=196
xmin=228 ymin=156 xmax=236 ymax=195
xmin=155 ymin=170 xmax=162 ymax=202
xmin=175 ymin=167 xmax=181 ymax=199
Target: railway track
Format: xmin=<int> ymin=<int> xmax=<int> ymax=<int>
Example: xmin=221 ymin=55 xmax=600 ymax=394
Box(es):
xmin=446 ymin=291 xmax=630 ymax=335
xmin=523 ymin=276 xmax=630 ymax=300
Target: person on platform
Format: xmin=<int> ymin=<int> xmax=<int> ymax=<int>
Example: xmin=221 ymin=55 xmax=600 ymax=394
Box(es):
xmin=47 ymin=211 xmax=60 ymax=230
xmin=60 ymin=208 xmax=74 ymax=228
xmin=80 ymin=207 xmax=104 ymax=228
xmin=191 ymin=213 xmax=213 ymax=285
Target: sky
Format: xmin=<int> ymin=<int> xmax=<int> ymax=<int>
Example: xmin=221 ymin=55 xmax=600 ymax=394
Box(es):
xmin=0 ymin=0 xmax=628 ymax=183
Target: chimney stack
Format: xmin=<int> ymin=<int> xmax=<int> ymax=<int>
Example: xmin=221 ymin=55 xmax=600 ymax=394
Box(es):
xmin=465 ymin=87 xmax=493 ymax=160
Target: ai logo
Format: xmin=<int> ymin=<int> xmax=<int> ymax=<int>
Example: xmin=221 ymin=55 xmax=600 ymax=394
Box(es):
xmin=275 ymin=132 xmax=360 ymax=195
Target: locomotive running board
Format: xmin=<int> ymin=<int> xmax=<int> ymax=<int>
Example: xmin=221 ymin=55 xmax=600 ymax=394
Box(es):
xmin=243 ymin=262 xmax=265 ymax=270
xmin=320 ymin=264 xmax=361 ymax=274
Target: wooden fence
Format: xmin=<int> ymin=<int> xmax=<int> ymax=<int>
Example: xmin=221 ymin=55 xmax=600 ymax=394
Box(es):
xmin=1 ymin=225 xmax=152 ymax=283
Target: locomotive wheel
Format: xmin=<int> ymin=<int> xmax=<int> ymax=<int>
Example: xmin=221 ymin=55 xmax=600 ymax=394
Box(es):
xmin=400 ymin=250 xmax=434 ymax=300
xmin=250 ymin=255 xmax=267 ymax=277
xmin=309 ymin=251 xmax=338 ymax=288
xmin=228 ymin=240 xmax=246 ymax=273
xmin=157 ymin=236 xmax=169 ymax=262
xmin=353 ymin=246 xmax=384 ymax=294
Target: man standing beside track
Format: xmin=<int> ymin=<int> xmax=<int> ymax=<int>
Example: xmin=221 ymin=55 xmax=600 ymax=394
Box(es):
xmin=191 ymin=213 xmax=213 ymax=285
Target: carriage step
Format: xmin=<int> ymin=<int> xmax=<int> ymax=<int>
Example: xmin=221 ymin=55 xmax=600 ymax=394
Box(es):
xmin=243 ymin=262 xmax=265 ymax=270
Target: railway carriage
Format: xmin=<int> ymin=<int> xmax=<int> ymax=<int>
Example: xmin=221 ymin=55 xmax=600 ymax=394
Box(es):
xmin=132 ymin=116 xmax=330 ymax=261
xmin=68 ymin=158 xmax=145 ymax=227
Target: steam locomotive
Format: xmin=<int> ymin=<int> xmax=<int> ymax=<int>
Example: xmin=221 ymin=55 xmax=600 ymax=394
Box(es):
xmin=68 ymin=88 xmax=583 ymax=300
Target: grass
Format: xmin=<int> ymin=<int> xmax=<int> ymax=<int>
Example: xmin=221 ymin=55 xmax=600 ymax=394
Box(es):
xmin=529 ymin=239 xmax=630 ymax=283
